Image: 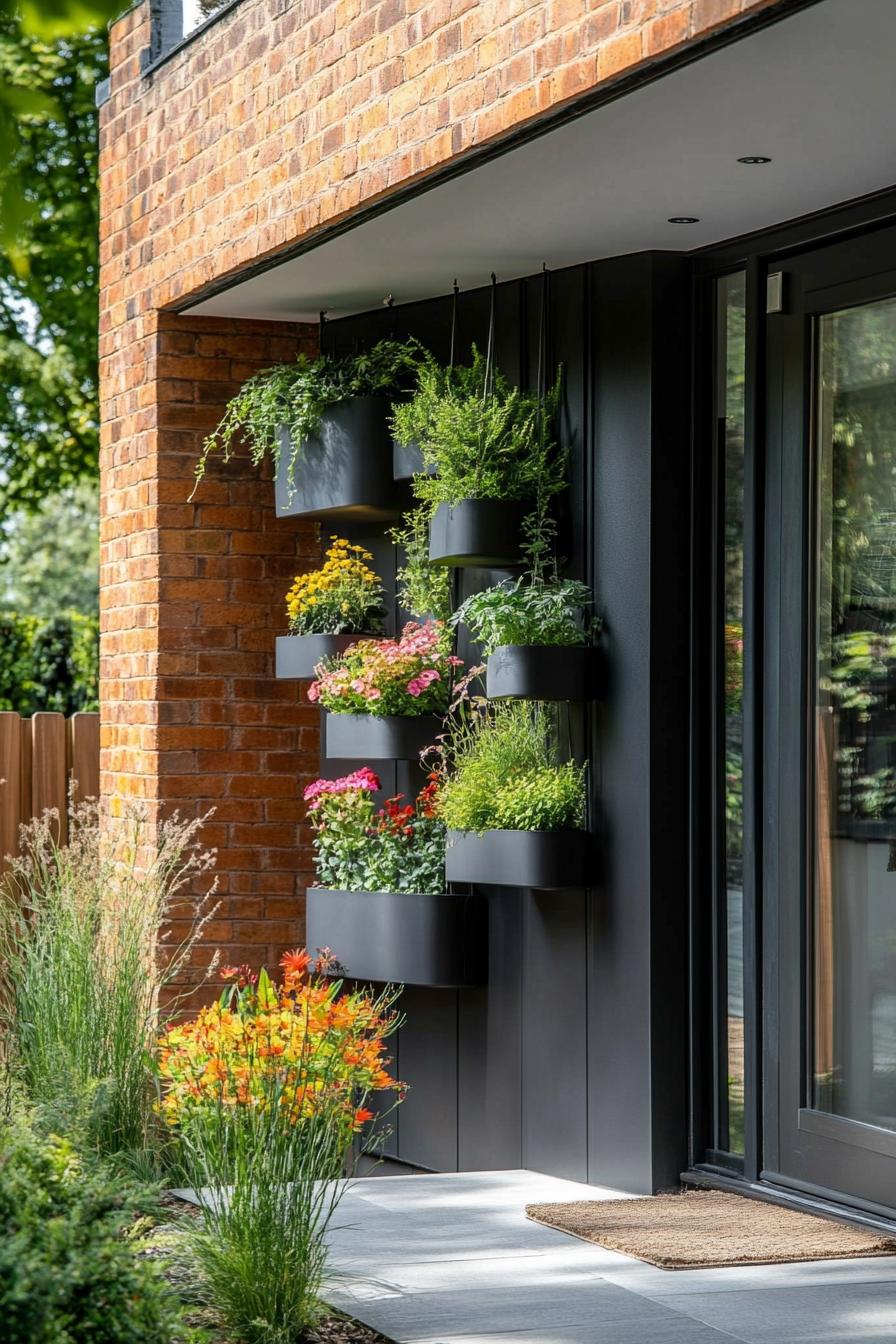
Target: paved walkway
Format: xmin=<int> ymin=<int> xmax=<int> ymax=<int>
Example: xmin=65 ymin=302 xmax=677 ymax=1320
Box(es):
xmin=323 ymin=1169 xmax=896 ymax=1344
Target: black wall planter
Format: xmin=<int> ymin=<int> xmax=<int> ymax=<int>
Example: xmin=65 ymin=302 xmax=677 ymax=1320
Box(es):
xmin=274 ymin=397 xmax=405 ymax=521
xmin=275 ymin=633 xmax=375 ymax=681
xmin=429 ymin=499 xmax=528 ymax=567
xmin=485 ymin=644 xmax=601 ymax=701
xmin=445 ymin=828 xmax=590 ymax=889
xmin=306 ymin=887 xmax=487 ymax=988
xmin=324 ymin=711 xmax=442 ymax=761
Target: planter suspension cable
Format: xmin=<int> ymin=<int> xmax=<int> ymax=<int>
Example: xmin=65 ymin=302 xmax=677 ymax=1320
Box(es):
xmin=449 ymin=279 xmax=459 ymax=371
xmin=484 ymin=272 xmax=497 ymax=401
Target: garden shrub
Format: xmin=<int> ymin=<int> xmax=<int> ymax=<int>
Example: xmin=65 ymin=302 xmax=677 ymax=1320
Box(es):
xmin=0 ymin=1123 xmax=179 ymax=1344
xmin=0 ymin=609 xmax=98 ymax=714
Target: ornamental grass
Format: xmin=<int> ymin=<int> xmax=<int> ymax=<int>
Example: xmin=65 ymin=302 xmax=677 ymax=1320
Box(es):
xmin=0 ymin=798 xmax=218 ymax=1167
xmin=157 ymin=954 xmax=402 ymax=1344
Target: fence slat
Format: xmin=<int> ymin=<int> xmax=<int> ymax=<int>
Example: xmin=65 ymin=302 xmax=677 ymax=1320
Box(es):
xmin=0 ymin=713 xmax=98 ymax=863
xmin=0 ymin=713 xmax=22 ymax=869
xmin=31 ymin=713 xmax=69 ymax=846
xmin=69 ymin=712 xmax=100 ymax=805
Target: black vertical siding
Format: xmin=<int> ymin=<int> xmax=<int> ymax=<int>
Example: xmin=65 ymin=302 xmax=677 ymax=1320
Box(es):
xmin=319 ymin=252 xmax=691 ymax=1190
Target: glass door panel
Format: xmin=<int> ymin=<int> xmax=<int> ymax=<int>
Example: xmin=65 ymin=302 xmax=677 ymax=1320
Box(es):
xmin=814 ymin=296 xmax=896 ymax=1133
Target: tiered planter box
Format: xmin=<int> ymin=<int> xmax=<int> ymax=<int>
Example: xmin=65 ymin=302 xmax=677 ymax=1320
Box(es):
xmin=306 ymin=887 xmax=487 ymax=988
xmin=485 ymin=645 xmax=600 ymax=701
xmin=429 ymin=498 xmax=529 ymax=567
xmin=275 ymin=632 xmax=376 ymax=681
xmin=274 ymin=396 xmax=405 ymax=521
xmin=445 ymin=828 xmax=590 ymax=889
xmin=324 ymin=712 xmax=442 ymax=761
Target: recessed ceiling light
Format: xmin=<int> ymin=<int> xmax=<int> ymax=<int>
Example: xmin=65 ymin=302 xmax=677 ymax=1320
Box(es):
xmin=668 ymin=216 xmax=699 ymax=224
xmin=738 ymin=155 xmax=772 ymax=164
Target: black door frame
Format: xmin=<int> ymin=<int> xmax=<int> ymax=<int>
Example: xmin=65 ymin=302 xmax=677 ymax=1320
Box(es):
xmin=689 ymin=199 xmax=896 ymax=1229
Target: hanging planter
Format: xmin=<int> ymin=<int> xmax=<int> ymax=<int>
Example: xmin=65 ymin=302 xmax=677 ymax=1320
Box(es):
xmin=305 ymin=887 xmax=487 ymax=988
xmin=428 ymin=497 xmax=529 ymax=568
xmin=194 ymin=339 xmax=421 ymax=513
xmin=275 ymin=633 xmax=378 ymax=681
xmin=485 ymin=644 xmax=601 ymax=701
xmin=445 ymin=827 xmax=590 ymax=890
xmin=275 ymin=396 xmax=402 ymax=521
xmin=324 ymin=712 xmax=442 ymax=761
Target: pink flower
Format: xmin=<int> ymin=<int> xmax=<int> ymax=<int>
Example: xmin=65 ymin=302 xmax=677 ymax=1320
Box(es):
xmin=307 ymin=681 xmax=320 ymax=702
xmin=303 ymin=767 xmax=382 ymax=806
xmin=407 ymin=678 xmax=424 ymax=697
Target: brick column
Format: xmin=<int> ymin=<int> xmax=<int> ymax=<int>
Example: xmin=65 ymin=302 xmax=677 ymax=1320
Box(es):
xmin=100 ymin=312 xmax=320 ymax=986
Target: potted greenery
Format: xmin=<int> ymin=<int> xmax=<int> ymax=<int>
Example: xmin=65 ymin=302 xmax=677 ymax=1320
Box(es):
xmin=435 ymin=703 xmax=590 ymax=888
xmin=392 ymin=348 xmax=565 ymax=566
xmin=303 ymin=768 xmax=486 ymax=987
xmin=453 ymin=574 xmax=602 ymax=701
xmin=308 ymin=620 xmax=464 ymax=760
xmin=276 ymin=536 xmax=386 ymax=680
xmin=194 ymin=340 xmax=422 ymax=520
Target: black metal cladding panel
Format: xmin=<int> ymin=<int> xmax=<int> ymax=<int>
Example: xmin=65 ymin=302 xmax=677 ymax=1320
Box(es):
xmin=274 ymin=396 xmax=404 ymax=520
xmin=445 ymin=828 xmax=591 ymax=889
xmin=429 ymin=498 xmax=528 ymax=567
xmin=306 ymin=887 xmax=487 ymax=988
xmin=323 ymin=712 xmax=442 ymax=761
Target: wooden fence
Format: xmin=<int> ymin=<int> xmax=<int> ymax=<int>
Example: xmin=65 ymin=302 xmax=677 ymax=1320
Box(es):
xmin=0 ymin=712 xmax=100 ymax=867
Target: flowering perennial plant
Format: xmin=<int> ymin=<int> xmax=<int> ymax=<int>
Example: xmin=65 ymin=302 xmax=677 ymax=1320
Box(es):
xmin=305 ymin=768 xmax=445 ymax=895
xmin=308 ymin=620 xmax=462 ymax=716
xmin=155 ymin=952 xmax=400 ymax=1142
xmin=285 ymin=536 xmax=384 ymax=636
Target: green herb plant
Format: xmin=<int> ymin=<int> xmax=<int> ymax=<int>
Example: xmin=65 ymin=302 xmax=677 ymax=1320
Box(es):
xmin=435 ymin=702 xmax=586 ymax=833
xmin=453 ymin=575 xmax=598 ymax=656
xmin=193 ymin=339 xmax=423 ymax=494
xmin=389 ymin=506 xmax=453 ymax=623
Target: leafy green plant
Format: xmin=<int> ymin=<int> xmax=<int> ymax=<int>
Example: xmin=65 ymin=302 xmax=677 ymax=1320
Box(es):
xmin=0 ymin=799 xmax=218 ymax=1165
xmin=453 ymin=575 xmax=598 ymax=655
xmin=0 ymin=1121 xmax=180 ymax=1344
xmin=395 ymin=346 xmax=565 ymax=508
xmin=389 ymin=506 xmax=452 ymax=622
xmin=157 ymin=957 xmax=401 ymax=1344
xmin=435 ymin=702 xmax=586 ymax=833
xmin=194 ymin=339 xmax=422 ymax=493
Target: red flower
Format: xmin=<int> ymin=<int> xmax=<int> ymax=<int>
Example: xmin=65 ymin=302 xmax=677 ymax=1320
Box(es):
xmin=355 ymin=1107 xmax=374 ymax=1127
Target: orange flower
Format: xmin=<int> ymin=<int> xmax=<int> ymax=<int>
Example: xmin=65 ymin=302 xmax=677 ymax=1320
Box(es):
xmin=355 ymin=1107 xmax=374 ymax=1127
xmin=280 ymin=948 xmax=312 ymax=981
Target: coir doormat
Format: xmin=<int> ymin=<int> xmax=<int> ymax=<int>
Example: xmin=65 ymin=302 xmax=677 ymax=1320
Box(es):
xmin=525 ymin=1189 xmax=896 ymax=1269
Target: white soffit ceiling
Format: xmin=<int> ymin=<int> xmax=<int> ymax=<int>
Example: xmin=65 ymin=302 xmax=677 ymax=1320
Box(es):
xmin=186 ymin=0 xmax=896 ymax=321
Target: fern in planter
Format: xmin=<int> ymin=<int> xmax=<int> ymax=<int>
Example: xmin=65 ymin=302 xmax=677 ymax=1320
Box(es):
xmin=393 ymin=346 xmax=566 ymax=507
xmin=193 ymin=339 xmax=422 ymax=493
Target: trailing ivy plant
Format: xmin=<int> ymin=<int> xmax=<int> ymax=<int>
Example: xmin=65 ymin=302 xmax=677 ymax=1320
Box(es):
xmin=193 ymin=339 xmax=423 ymax=493
xmin=453 ymin=574 xmax=599 ymax=656
xmin=393 ymin=346 xmax=566 ymax=508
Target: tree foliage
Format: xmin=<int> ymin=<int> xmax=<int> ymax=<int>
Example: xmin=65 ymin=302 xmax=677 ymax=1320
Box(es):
xmin=0 ymin=481 xmax=99 ymax=617
xmin=0 ymin=7 xmax=110 ymax=509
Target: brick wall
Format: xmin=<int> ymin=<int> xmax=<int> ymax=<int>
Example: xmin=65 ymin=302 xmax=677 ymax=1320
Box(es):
xmin=100 ymin=311 xmax=320 ymax=982
xmin=99 ymin=0 xmax=788 ymax=974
